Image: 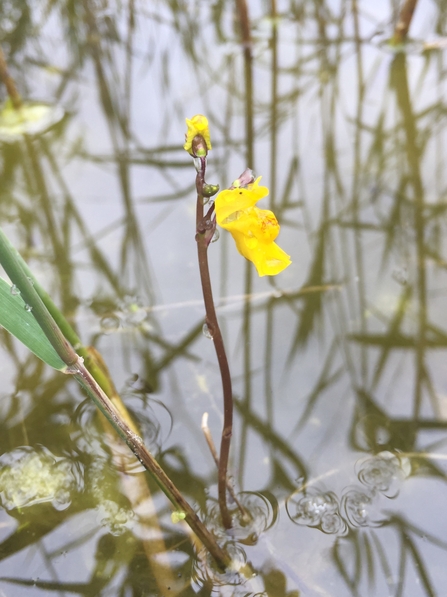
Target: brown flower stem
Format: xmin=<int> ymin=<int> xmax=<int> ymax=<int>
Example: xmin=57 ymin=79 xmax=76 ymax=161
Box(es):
xmin=392 ymin=0 xmax=419 ymax=46
xmin=201 ymin=413 xmax=250 ymax=521
xmin=195 ymin=157 xmax=233 ymax=530
xmin=0 ymin=45 xmax=22 ymax=109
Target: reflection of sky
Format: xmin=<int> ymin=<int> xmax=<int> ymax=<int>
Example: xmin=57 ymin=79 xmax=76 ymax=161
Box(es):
xmin=34 ymin=0 xmax=447 ymax=486
xmin=1 ymin=2 xmax=447 ymax=596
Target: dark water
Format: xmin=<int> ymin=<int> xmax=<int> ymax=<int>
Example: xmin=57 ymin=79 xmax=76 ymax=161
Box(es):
xmin=1 ymin=1 xmax=447 ymax=595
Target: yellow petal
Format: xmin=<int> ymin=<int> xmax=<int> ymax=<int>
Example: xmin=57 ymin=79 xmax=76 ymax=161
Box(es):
xmin=215 ymin=178 xmax=269 ymax=224
xmin=220 ymin=207 xmax=280 ymax=244
xmin=215 ymin=176 xmax=291 ymax=276
xmin=183 ymin=114 xmax=212 ymax=155
xmin=230 ymin=230 xmax=291 ymax=277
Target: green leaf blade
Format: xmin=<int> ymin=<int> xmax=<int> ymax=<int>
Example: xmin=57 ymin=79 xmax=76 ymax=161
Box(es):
xmin=0 ymin=277 xmax=66 ymax=371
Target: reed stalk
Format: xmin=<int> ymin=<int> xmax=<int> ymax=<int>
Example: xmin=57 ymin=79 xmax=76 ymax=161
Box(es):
xmin=0 ymin=226 xmax=231 ymax=570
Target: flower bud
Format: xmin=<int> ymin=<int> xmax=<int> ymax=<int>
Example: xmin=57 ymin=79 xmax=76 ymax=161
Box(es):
xmin=191 ymin=135 xmax=207 ymax=157
xmin=231 ymin=168 xmax=255 ymax=189
xmin=202 ymin=183 xmax=220 ymax=198
xmin=184 ymin=114 xmax=212 ymax=156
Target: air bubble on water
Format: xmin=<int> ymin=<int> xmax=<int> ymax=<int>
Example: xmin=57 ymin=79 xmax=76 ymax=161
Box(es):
xmin=100 ymin=314 xmax=120 ymax=333
xmin=211 ymin=229 xmax=220 ymax=243
xmin=202 ymin=323 xmax=213 ymax=339
xmin=392 ymin=267 xmax=408 ymax=286
xmin=25 ymin=304 xmax=32 ymax=312
xmin=10 ymin=284 xmax=20 ymax=296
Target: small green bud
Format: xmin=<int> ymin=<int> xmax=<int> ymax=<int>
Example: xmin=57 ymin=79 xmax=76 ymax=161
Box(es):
xmin=202 ymin=183 xmax=220 ymax=198
xmin=171 ymin=511 xmax=186 ymax=523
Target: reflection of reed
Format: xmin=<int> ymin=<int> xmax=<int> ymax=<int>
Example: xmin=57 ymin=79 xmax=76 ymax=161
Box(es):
xmin=2 ymin=1 xmax=447 ymax=595
xmin=235 ymin=0 xmax=256 ymax=490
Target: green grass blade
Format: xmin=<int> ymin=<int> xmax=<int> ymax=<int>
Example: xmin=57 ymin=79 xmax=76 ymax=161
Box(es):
xmin=0 ymin=277 xmax=66 ymax=371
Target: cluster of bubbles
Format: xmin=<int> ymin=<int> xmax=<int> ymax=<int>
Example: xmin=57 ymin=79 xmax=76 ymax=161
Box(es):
xmin=99 ymin=295 xmax=149 ymax=334
xmin=0 ymin=446 xmax=77 ymax=511
xmin=286 ymin=488 xmax=347 ymax=534
xmin=193 ymin=539 xmax=249 ymax=591
xmin=193 ymin=492 xmax=277 ymax=590
xmin=286 ymin=451 xmax=410 ymax=535
xmin=205 ymin=491 xmax=277 ymax=545
xmin=87 ymin=457 xmax=134 ymax=536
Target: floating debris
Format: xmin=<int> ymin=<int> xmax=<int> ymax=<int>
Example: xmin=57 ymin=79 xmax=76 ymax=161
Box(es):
xmin=0 ymin=446 xmax=76 ymax=511
xmin=0 ymin=99 xmax=64 ymax=143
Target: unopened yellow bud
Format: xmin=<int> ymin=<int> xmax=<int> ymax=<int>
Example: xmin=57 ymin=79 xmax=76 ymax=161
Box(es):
xmin=184 ymin=114 xmax=212 ymax=156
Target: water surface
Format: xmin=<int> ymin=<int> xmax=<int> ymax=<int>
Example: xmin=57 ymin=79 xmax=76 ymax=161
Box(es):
xmin=1 ymin=2 xmax=447 ymax=596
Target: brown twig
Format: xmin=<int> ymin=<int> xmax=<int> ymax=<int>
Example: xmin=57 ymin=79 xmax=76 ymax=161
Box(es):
xmin=195 ymin=155 xmax=233 ymax=530
xmin=74 ymin=358 xmax=231 ymax=568
xmin=392 ymin=0 xmax=419 ymax=46
xmin=0 ymin=45 xmax=22 ymax=109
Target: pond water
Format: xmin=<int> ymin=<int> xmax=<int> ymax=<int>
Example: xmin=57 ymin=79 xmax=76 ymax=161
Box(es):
xmin=1 ymin=1 xmax=447 ymax=596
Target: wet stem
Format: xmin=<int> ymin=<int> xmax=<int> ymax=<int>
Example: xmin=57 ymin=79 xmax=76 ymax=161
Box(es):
xmin=195 ymin=156 xmax=234 ymax=530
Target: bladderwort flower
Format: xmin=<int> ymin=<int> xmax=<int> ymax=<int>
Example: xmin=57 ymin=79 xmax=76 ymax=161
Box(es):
xmin=215 ymin=170 xmax=292 ymax=277
xmin=184 ymin=114 xmax=212 ymax=157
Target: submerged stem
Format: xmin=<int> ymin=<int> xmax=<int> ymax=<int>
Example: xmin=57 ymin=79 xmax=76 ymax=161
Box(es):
xmin=391 ymin=0 xmax=419 ymax=46
xmin=0 ymin=46 xmax=22 ymax=109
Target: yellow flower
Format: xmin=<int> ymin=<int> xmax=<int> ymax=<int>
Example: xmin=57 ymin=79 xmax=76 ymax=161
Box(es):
xmin=215 ymin=177 xmax=291 ymax=277
xmin=184 ymin=114 xmax=212 ymax=155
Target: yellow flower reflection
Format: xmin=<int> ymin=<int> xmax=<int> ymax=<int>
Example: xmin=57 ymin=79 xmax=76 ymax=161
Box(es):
xmin=215 ymin=177 xmax=291 ymax=277
xmin=184 ymin=114 xmax=212 ymax=155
